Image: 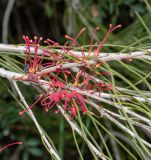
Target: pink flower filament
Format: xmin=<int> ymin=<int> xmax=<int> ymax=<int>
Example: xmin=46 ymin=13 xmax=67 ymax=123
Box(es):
xmin=0 ymin=141 xmax=23 ymax=152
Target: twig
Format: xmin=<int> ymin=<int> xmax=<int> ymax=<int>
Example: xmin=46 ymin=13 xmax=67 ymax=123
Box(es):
xmin=87 ymin=100 xmax=151 ymax=133
xmin=106 ymin=122 xmax=120 ymax=160
xmin=12 ymin=80 xmax=61 ymax=160
xmin=77 ymin=90 xmax=151 ymax=126
xmin=0 ymin=68 xmax=151 ymax=148
xmin=87 ymin=100 xmax=151 ymax=148
xmin=0 ymin=67 xmax=150 ymax=103
xmin=57 ymin=105 xmax=106 ymax=160
xmin=71 ymin=88 xmax=151 ymax=103
xmin=0 ymin=43 xmax=151 ymax=60
xmin=0 ymin=68 xmax=150 ymax=125
xmin=87 ymin=99 xmax=151 ymax=133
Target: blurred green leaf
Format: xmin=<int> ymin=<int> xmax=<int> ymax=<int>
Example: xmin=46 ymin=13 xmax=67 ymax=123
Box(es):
xmin=23 ymin=151 xmax=29 ymax=160
xmin=44 ymin=2 xmax=53 ymax=18
xmin=26 ymin=138 xmax=40 ymax=147
xmin=28 ymin=148 xmax=43 ymax=157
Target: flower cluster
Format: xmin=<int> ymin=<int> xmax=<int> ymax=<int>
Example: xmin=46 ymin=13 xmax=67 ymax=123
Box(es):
xmin=19 ymin=24 xmax=121 ymax=119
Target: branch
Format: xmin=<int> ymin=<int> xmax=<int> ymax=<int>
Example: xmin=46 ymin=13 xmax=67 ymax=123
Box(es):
xmin=0 ymin=68 xmax=150 ymax=124
xmin=0 ymin=43 xmax=151 ymax=60
xmin=57 ymin=105 xmax=106 ymax=160
xmin=87 ymin=100 xmax=151 ymax=148
xmin=0 ymin=68 xmax=150 ymax=103
xmin=12 ymin=81 xmax=61 ymax=160
xmin=0 ymin=68 xmax=151 ymax=149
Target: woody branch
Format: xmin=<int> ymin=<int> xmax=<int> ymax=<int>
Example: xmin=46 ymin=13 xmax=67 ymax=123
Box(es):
xmin=0 ymin=44 xmax=151 ymax=60
xmin=0 ymin=68 xmax=151 ymax=148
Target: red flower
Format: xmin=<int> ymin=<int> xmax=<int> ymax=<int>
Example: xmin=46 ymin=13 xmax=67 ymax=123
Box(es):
xmin=40 ymin=89 xmax=87 ymax=118
xmin=70 ymin=103 xmax=77 ymax=119
xmin=64 ymin=28 xmax=87 ymax=60
xmin=41 ymin=90 xmax=68 ymax=112
xmin=64 ymin=91 xmax=87 ymax=113
xmin=50 ymin=78 xmax=66 ymax=89
xmin=23 ymin=36 xmax=47 ymax=80
xmin=94 ymin=24 xmax=121 ymax=56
